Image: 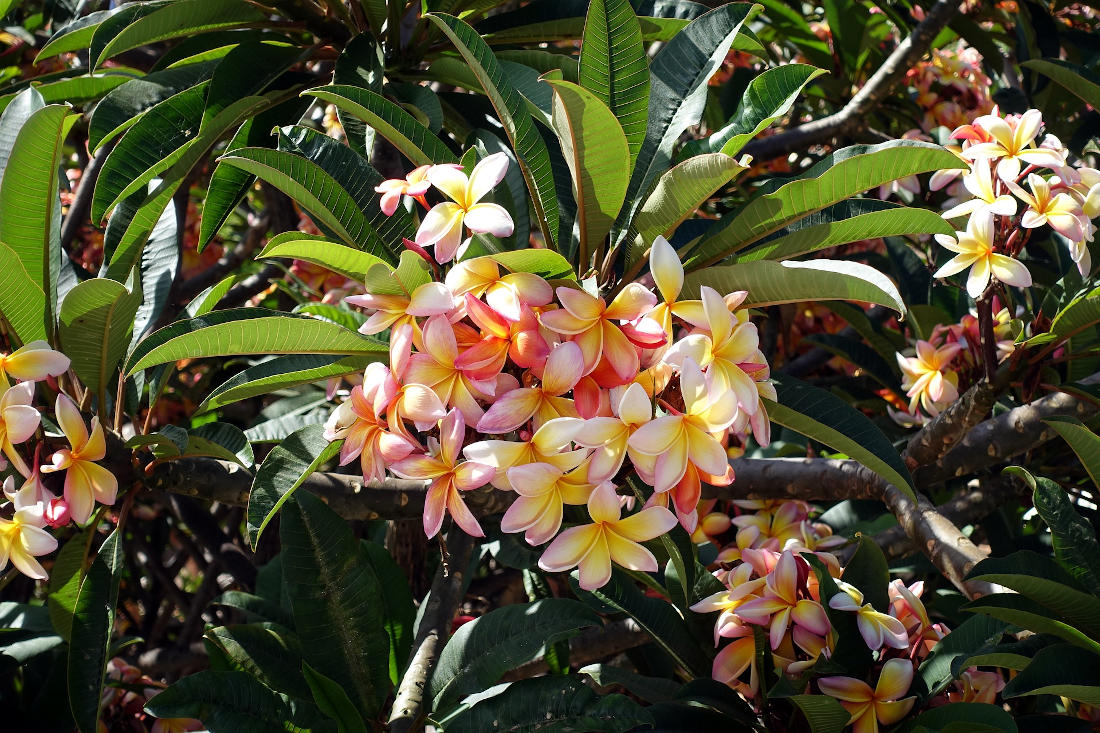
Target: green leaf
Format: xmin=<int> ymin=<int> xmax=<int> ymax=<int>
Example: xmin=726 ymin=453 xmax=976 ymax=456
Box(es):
xmin=766 ymin=373 xmax=916 ymax=498
xmin=68 ymin=531 xmax=124 ymax=733
xmin=427 ymin=13 xmax=560 ymax=249
xmin=918 ymin=614 xmax=1008 ymax=697
xmin=578 ymin=0 xmax=649 ymax=166
xmin=683 ymin=140 xmax=966 ymax=268
xmin=204 ymin=624 xmax=312 ymax=699
xmin=547 ymin=80 xmax=630 ymax=269
xmin=302 ymin=662 xmax=369 ymax=733
xmin=144 ymin=670 xmax=327 ymax=733
xmin=197 ymin=354 xmax=374 ymax=416
xmin=963 ymin=593 xmax=1100 ymax=654
xmin=1044 ymin=417 xmax=1100 ymax=492
xmin=36 ymin=8 xmax=122 ymax=63
xmin=280 ymin=491 xmax=392 ymax=719
xmin=442 ymin=674 xmax=653 ymax=733
xmin=616 ymin=2 xmax=759 ymax=241
xmin=304 ymin=85 xmax=457 ymax=166
xmin=125 ymin=308 xmax=386 ymax=375
xmin=218 ymin=147 xmax=389 ymax=258
xmin=474 ymin=250 xmax=578 ymax=280
xmin=0 ymin=104 xmax=70 ymax=344
xmin=359 ymin=540 xmax=415 ymax=685
xmin=189 ymin=422 xmax=255 ymax=467
xmin=59 ymin=278 xmax=142 ymax=400
xmin=94 ymin=0 xmax=267 ymax=68
xmin=738 ymin=202 xmax=955 ymax=262
xmin=0 ymin=88 xmax=45 ymax=184
xmin=0 ymin=73 xmax=134 ymax=110
xmin=683 ymin=259 xmax=906 ymax=315
xmin=211 ymin=591 xmax=295 ymax=628
xmin=789 ymin=694 xmax=850 ymax=733
xmin=840 ymin=533 xmax=891 ymax=612
xmin=629 ymin=152 xmax=748 ymax=265
xmin=1029 ymin=471 xmax=1100 ymax=593
xmin=1021 ymin=59 xmax=1100 ymax=111
xmin=257 ymin=233 xmax=391 ymax=282
xmin=247 ymin=424 xmax=342 ymax=548
xmin=1026 ymin=286 xmax=1100 ymax=352
xmin=429 ymin=599 xmax=602 ymax=712
xmin=1002 ymin=643 xmax=1100 ymax=706
xmin=579 ymin=663 xmax=680 ymax=703
xmin=897 ymin=703 xmax=1018 ymax=733
xmin=47 ymin=531 xmax=88 ymax=643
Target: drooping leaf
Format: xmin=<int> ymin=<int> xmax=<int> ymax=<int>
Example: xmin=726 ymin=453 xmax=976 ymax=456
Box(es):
xmin=683 ymin=259 xmax=906 ymax=315
xmin=211 ymin=590 xmax=295 ymax=628
xmin=683 ymin=140 xmax=966 ymax=268
xmin=429 ymin=599 xmax=602 ymax=712
xmin=578 ymin=0 xmax=650 ymax=166
xmin=427 ymin=13 xmax=560 ymax=249
xmin=125 ymin=308 xmax=387 ymax=375
xmin=246 ymin=424 xmax=343 ymax=548
xmin=547 ymin=80 xmax=630 ymax=269
xmin=766 ymin=373 xmax=916 ymax=498
xmin=188 ymin=422 xmax=255 ymax=468
xmin=358 ymin=540 xmax=415 ymax=685
xmin=58 ymin=278 xmax=142 ymax=400
xmin=918 ymin=614 xmax=1009 ymax=697
xmin=203 ymin=623 xmax=311 ymax=700
xmin=963 ymin=593 xmax=1100 ymax=654
xmin=1044 ymin=417 xmax=1100 ymax=492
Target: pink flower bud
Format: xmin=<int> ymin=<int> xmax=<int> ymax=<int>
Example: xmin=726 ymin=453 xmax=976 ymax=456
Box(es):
xmin=45 ymin=497 xmax=71 ymax=528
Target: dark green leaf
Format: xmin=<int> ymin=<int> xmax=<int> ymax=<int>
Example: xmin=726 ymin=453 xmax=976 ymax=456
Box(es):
xmin=963 ymin=593 xmax=1100 ymax=654
xmin=68 ymin=531 xmax=123 ymax=733
xmin=204 ymin=623 xmax=312 ymax=699
xmin=1030 ymin=471 xmax=1100 ymax=593
xmin=197 ymin=354 xmax=374 ymax=416
xmin=302 ymin=662 xmax=369 ymax=733
xmin=1002 ymin=643 xmax=1100 ymax=706
xmin=59 ymin=278 xmax=142 ymax=399
xmin=840 ymin=534 xmax=890 ymax=612
xmin=789 ymin=694 xmax=850 ymax=733
xmin=47 ymin=531 xmax=87 ymax=642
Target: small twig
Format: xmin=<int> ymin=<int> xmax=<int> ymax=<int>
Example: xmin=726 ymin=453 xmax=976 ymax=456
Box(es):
xmin=60 ymin=141 xmax=114 ymax=250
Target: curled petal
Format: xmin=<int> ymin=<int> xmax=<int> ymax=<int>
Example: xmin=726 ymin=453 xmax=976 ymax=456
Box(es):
xmin=605 ymin=283 xmax=658 ymax=321
xmin=467 ymin=152 xmax=510 ymax=204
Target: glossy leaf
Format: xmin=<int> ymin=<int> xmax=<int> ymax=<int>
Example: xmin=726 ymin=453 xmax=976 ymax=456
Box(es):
xmin=68 ymin=531 xmax=123 ymax=733
xmin=125 ymin=308 xmax=386 ymax=375
xmin=918 ymin=614 xmax=1008 ymax=697
xmin=683 ymin=259 xmax=906 ymax=315
xmin=1021 ymin=59 xmax=1100 ymax=111
xmin=578 ymin=0 xmax=649 ymax=166
xmin=1044 ymin=417 xmax=1100 ymax=492
xmin=962 ymin=593 xmax=1100 ymax=654
xmin=429 ymin=599 xmax=602 ymax=712
xmin=0 ymin=88 xmax=45 ymax=183
xmin=477 ymin=250 xmax=578 ymax=281
xmin=257 ymin=232 xmax=392 ymax=282
xmin=189 ymin=422 xmax=255 ymax=468
xmin=427 ymin=13 xmax=560 ymax=248
xmin=47 ymin=531 xmax=88 ymax=642
xmin=36 ymin=8 xmax=122 ymax=62
xmin=58 ymin=278 xmax=142 ymax=399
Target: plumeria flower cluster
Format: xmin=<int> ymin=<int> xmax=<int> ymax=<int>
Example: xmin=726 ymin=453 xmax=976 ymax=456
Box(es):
xmin=690 ymin=500 xmax=997 ymax=725
xmin=905 ymin=42 xmax=994 ymax=133
xmin=0 ymin=341 xmax=121 ymax=580
xmin=930 ymin=107 xmax=1100 ymax=297
xmin=324 ymin=154 xmax=774 ymax=590
xmin=893 ymin=298 xmax=1016 ymax=422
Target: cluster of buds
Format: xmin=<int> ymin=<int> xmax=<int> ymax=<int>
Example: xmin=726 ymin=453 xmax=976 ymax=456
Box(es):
xmin=690 ymin=500 xmax=1000 ymax=721
xmin=324 ymin=153 xmax=772 ymax=590
xmin=931 ymin=108 xmax=1100 ymax=297
xmin=0 ymin=342 xmax=118 ymax=580
xmin=894 ymin=299 xmax=1015 ymax=421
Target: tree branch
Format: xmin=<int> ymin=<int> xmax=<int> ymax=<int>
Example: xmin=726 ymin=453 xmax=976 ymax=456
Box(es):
xmin=61 ymin=141 xmax=114 ymax=251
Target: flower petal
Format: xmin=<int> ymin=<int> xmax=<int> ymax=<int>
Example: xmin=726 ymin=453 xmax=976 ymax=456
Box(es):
xmin=464 ymin=203 xmax=514 ymax=237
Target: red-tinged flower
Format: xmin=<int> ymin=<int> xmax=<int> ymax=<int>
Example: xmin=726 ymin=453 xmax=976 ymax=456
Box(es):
xmin=445 ymin=258 xmax=554 ymax=322
xmin=735 ymin=550 xmax=831 ymax=650
xmin=390 ymin=409 xmax=494 ymax=538
xmin=416 ymin=153 xmax=514 ymax=263
xmin=961 ymin=109 xmax=1064 ymax=182
xmin=375 ymin=164 xmax=434 ymax=215
xmin=323 ymin=385 xmax=415 ymax=483
xmin=710 ymin=626 xmax=760 ymax=698
xmin=405 ymin=315 xmax=498 ymax=426
xmin=690 ymin=563 xmax=766 ymax=643
xmin=456 ymin=294 xmax=549 ymax=377
xmin=345 ymin=280 xmax=457 ymax=336
xmin=476 ymin=341 xmax=583 ymax=433
xmin=539 ymin=283 xmax=658 ymax=382
xmin=538 ymin=482 xmax=677 ymax=590
xmin=828 ymin=580 xmax=909 ymax=650
xmin=1011 ymin=172 xmax=1086 ymax=241
xmin=818 ymin=658 xmax=917 ymax=733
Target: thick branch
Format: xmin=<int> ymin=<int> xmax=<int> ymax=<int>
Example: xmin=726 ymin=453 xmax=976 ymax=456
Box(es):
xmin=741 ymin=0 xmax=959 ymax=161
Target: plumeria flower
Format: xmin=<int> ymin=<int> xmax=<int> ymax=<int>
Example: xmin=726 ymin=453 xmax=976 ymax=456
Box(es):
xmin=818 ymin=658 xmax=917 ymax=733
xmin=476 ymin=341 xmax=583 ymax=433
xmin=346 ymin=280 xmax=457 ymax=336
xmin=323 ymin=385 xmax=415 ymax=484
xmin=540 ymin=283 xmax=662 ymax=384
xmin=445 ymin=258 xmax=554 ymax=322
xmin=710 ymin=626 xmax=760 ymax=698
xmin=405 ymin=315 xmax=498 ymax=426
xmin=1011 ymin=173 xmax=1086 ymax=242
xmin=646 ymin=236 xmax=706 ymax=341
xmin=828 ymin=580 xmax=909 ymax=650
xmin=456 ymin=294 xmax=549 ymax=376
xmin=896 ymin=340 xmax=961 ymax=416
xmin=933 ymin=212 xmax=1032 ymax=298
xmin=39 ymin=394 xmax=118 ymax=523
xmin=0 ymin=503 xmax=58 ymax=579
xmin=573 ymin=382 xmax=654 ymax=483
xmin=375 ymin=164 xmax=433 ymax=215
xmin=735 ymin=550 xmax=831 ymax=650
xmin=941 ymin=158 xmax=1018 ymax=220
xmin=690 ymin=562 xmax=766 ymax=643
xmin=415 ymin=153 xmax=514 ymax=263
xmin=463 ymin=417 xmax=587 ymax=491
xmin=0 ymin=381 xmax=41 ymax=477
xmin=628 ymin=358 xmax=738 ymax=493
xmin=947 ymin=667 xmax=1004 ymax=705
xmin=0 ymin=340 xmax=70 ymax=386
xmin=962 ymin=109 xmax=1064 ymax=182
xmin=390 ymin=409 xmax=494 ymax=538
xmin=500 ymin=462 xmax=594 ymax=545
xmin=538 ymin=482 xmax=677 ymax=590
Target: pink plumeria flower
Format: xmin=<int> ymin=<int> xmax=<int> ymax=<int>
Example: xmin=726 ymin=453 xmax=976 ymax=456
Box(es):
xmin=735 ymin=550 xmax=831 ymax=651
xmin=896 ymin=340 xmax=961 ymax=416
xmin=476 ymin=341 xmax=584 ymax=433
xmin=828 ymin=580 xmax=909 ymax=650
xmin=0 ymin=340 xmax=70 ymax=385
xmin=40 ymin=395 xmax=118 ymax=524
xmin=345 ymin=280 xmax=457 ymax=336
xmin=390 ymin=409 xmax=494 ymax=538
xmin=933 ymin=212 xmax=1032 ymax=298
xmin=572 ymin=382 xmax=655 ymax=483
xmin=1011 ymin=173 xmax=1086 ymax=242
xmin=627 ymin=358 xmax=738 ymax=493
xmin=375 ymin=164 xmax=434 ymax=215
xmin=456 ymin=294 xmax=549 ymax=377
xmin=323 ymin=385 xmax=415 ymax=484
xmin=415 ymin=153 xmax=514 ymax=263
xmin=3 ymin=464 xmax=56 ymax=510
xmin=690 ymin=563 xmax=766 ymax=644
xmin=818 ymin=658 xmax=917 ymax=733
xmin=445 ymin=258 xmax=554 ymax=322
xmin=463 ymin=417 xmax=587 ymax=491
xmin=941 ymin=158 xmax=1018 ymax=220
xmin=501 ymin=462 xmax=594 ymax=545
xmin=405 ymin=315 xmax=498 ymax=427
xmin=962 ymin=109 xmax=1064 ymax=182
xmin=646 ymin=236 xmax=705 ymax=340
xmin=947 ymin=667 xmax=1004 ymax=705
xmin=538 ymin=482 xmax=677 ymax=591
xmin=0 ymin=382 xmax=41 ymax=476
xmin=539 ymin=283 xmax=659 ymax=383
xmin=710 ymin=625 xmax=760 ymax=698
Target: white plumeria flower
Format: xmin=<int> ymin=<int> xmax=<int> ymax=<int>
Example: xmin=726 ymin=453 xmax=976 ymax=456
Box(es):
xmin=941 ymin=158 xmax=1017 ymax=220
xmin=933 ymin=212 xmax=1032 ymax=298
xmin=962 ymin=109 xmax=1064 ymax=182
xmin=1010 ymin=173 xmax=1085 ymax=242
